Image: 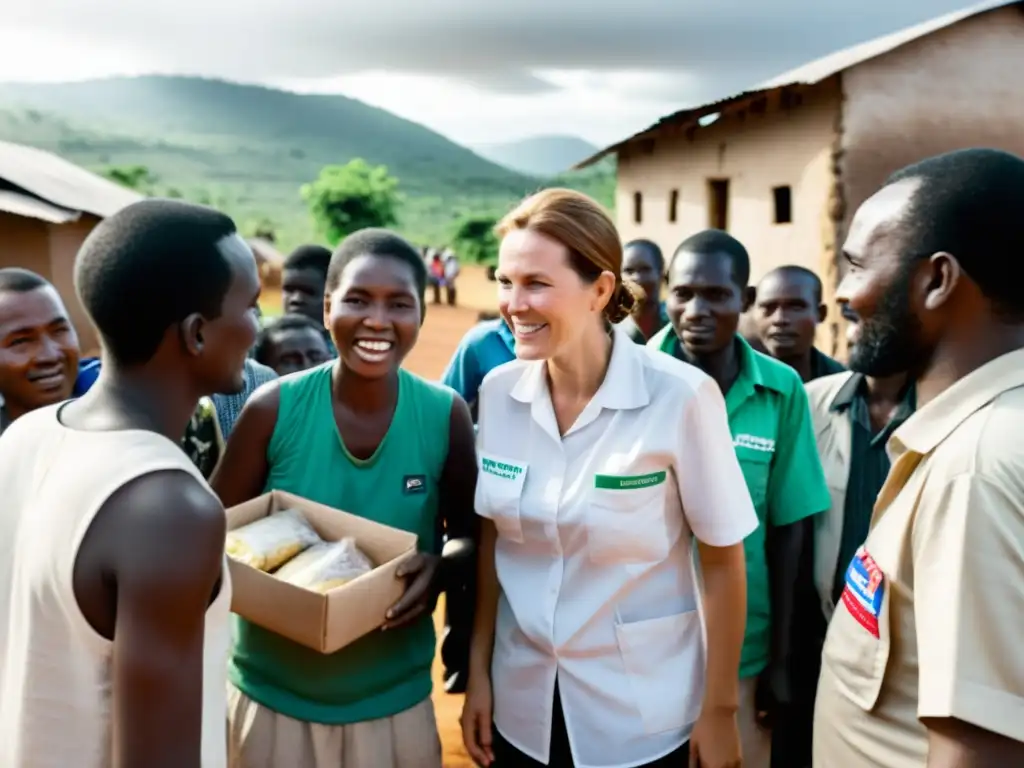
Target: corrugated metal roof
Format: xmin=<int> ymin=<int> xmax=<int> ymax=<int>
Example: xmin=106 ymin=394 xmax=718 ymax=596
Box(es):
xmin=0 ymin=139 xmax=142 ymax=219
xmin=574 ymin=0 xmax=1017 ymax=169
xmin=0 ymin=189 xmax=81 ymax=224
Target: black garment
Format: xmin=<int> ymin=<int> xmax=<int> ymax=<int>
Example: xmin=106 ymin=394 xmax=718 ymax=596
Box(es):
xmin=829 ymin=374 xmax=914 ymax=602
xmin=440 ymin=567 xmax=474 ymax=693
xmin=493 ymin=683 xmax=690 ymax=767
xmin=808 ymin=347 xmax=846 ymax=381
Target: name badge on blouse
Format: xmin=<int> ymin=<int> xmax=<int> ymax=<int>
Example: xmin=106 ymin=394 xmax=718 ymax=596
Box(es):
xmin=594 ymin=470 xmax=667 ymax=490
xmin=841 ymin=546 xmax=884 ymax=638
xmin=481 ymin=457 xmax=526 ymax=482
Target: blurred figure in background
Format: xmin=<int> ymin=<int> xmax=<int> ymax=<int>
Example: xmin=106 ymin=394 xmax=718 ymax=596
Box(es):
xmin=0 ymin=268 xmax=80 ymax=436
xmin=253 ymin=313 xmax=331 ymax=376
xmin=210 ymin=357 xmax=277 ymax=437
xmin=443 ymin=246 xmax=460 ymax=306
xmin=753 ymin=266 xmax=845 ymax=383
xmin=429 ymin=250 xmax=445 ymax=305
xmin=618 ymin=238 xmax=669 ymax=343
xmin=281 ymin=244 xmax=336 ymax=355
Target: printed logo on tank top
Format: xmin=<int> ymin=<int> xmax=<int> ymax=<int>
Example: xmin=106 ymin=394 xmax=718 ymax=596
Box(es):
xmin=403 ymin=475 xmax=427 ymax=494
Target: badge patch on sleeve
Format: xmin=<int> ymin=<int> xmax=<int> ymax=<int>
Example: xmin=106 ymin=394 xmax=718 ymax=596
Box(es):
xmin=840 ymin=546 xmax=884 ymax=638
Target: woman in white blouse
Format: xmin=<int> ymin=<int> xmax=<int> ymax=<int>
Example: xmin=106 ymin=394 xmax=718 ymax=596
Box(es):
xmin=461 ymin=188 xmax=757 ymax=768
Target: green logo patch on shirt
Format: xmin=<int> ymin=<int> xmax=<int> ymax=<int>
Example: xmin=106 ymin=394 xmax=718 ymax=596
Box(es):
xmin=594 ymin=470 xmax=667 ymax=490
xmin=482 ymin=457 xmax=525 ymax=481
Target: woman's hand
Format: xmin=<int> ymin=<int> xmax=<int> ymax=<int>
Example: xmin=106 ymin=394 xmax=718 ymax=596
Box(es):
xmin=689 ymin=707 xmax=742 ymax=768
xmin=383 ymin=552 xmax=442 ymax=630
xmin=461 ymin=670 xmax=495 ymax=766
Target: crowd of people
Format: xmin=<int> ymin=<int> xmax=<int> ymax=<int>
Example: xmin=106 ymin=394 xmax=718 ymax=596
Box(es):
xmin=0 ymin=146 xmax=1022 ymax=768
xmin=422 ymin=245 xmax=461 ymax=307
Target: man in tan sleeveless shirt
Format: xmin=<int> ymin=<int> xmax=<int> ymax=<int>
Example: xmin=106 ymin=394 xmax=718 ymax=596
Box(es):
xmin=0 ymin=199 xmax=261 ymax=768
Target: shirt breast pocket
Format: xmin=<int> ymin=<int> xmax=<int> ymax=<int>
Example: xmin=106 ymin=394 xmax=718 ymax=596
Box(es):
xmin=587 ymin=472 xmax=670 ymax=565
xmin=736 ymin=448 xmax=772 ymax=509
xmin=822 ymin=547 xmax=892 ymax=711
xmin=475 ymin=452 xmax=527 ymax=544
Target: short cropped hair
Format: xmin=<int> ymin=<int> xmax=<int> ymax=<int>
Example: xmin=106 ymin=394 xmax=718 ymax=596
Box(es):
xmin=252 ymin=313 xmax=324 ymax=364
xmin=0 ymin=267 xmax=50 ymax=294
xmin=74 ymin=198 xmax=238 ymax=365
xmin=759 ymin=265 xmax=823 ymax=304
xmin=885 ymin=148 xmax=1024 ymax=316
xmin=325 ymin=228 xmax=427 ymax=301
xmin=623 ymin=238 xmax=665 ymax=274
xmin=671 ymin=229 xmax=751 ymax=288
xmin=283 ymin=244 xmax=332 ymax=277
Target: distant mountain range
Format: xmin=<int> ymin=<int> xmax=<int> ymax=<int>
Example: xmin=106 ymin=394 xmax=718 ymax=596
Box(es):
xmin=0 ymin=76 xmax=613 ymax=248
xmin=473 ymin=135 xmax=601 ymax=177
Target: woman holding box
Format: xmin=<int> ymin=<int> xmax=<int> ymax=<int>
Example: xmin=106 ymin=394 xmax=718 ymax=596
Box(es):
xmin=460 ymin=189 xmax=756 ymax=768
xmin=212 ymin=228 xmax=477 ymax=768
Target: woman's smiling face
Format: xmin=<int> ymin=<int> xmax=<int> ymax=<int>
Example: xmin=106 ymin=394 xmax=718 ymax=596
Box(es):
xmin=325 ymin=254 xmax=421 ymax=378
xmin=496 ymin=228 xmax=611 ymax=361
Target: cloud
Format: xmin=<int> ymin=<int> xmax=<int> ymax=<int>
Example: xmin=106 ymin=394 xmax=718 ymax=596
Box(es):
xmin=0 ymin=0 xmax=986 ymax=144
xmin=5 ymin=0 xmax=977 ymax=96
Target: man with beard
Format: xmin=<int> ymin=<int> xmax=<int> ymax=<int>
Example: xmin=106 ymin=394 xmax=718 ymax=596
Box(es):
xmin=814 ymin=148 xmax=1024 ymax=767
xmin=0 ymin=268 xmax=80 ymax=435
xmin=649 ymin=229 xmax=830 ymax=768
xmin=0 ymin=199 xmax=261 ymax=768
xmin=752 ymin=266 xmax=845 ymax=382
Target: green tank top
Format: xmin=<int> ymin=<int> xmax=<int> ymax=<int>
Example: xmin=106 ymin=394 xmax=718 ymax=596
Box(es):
xmin=227 ymin=363 xmax=453 ymax=724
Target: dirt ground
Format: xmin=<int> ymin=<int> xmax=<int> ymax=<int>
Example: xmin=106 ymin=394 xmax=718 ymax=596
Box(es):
xmin=263 ymin=265 xmax=496 ymax=767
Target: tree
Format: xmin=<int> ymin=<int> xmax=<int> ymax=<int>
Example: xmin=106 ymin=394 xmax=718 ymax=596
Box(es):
xmin=451 ymin=214 xmax=499 ymax=267
xmin=102 ymin=164 xmax=157 ymax=193
xmin=301 ymin=159 xmax=400 ymax=245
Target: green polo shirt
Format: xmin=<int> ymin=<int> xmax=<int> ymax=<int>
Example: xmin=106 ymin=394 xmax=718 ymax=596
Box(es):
xmin=649 ymin=326 xmax=830 ymax=678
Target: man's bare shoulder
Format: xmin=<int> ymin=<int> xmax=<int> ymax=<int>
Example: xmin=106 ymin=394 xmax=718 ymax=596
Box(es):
xmin=93 ymin=470 xmax=225 ymax=582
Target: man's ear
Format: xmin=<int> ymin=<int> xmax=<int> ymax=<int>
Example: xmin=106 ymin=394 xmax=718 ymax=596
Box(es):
xmin=817 ymin=303 xmax=828 ymax=323
xmin=742 ymin=285 xmax=756 ymax=313
xmin=180 ymin=313 xmax=205 ymax=356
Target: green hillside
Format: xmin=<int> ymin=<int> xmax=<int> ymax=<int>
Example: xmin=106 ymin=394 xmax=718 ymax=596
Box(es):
xmin=0 ymin=76 xmax=614 ymax=250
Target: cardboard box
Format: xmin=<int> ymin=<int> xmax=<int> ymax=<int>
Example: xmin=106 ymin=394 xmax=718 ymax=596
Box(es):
xmin=226 ymin=490 xmax=418 ymax=654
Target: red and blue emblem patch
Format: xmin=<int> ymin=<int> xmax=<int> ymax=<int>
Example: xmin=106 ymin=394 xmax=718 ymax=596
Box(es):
xmin=840 ymin=546 xmax=884 ymax=638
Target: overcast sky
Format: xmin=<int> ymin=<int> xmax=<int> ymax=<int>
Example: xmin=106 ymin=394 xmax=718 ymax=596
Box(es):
xmin=0 ymin=0 xmax=980 ymax=146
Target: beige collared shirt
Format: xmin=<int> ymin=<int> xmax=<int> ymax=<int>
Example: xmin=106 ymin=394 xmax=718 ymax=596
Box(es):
xmin=814 ymin=348 xmax=1024 ymax=767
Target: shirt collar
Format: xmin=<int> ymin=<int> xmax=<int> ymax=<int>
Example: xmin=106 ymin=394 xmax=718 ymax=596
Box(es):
xmin=509 ymin=324 xmax=651 ymax=413
xmin=830 ymin=371 xmax=916 ymax=419
xmin=732 ymin=335 xmax=791 ymax=394
xmin=891 ymin=347 xmax=1024 ymax=457
xmin=830 ymin=372 xmax=866 ymax=412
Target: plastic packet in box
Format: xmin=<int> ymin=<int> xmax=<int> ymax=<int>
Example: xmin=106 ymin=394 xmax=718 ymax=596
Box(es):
xmin=274 ymin=538 xmax=375 ymax=593
xmin=225 ymin=490 xmax=418 ymax=653
xmin=225 ymin=508 xmax=321 ymax=571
